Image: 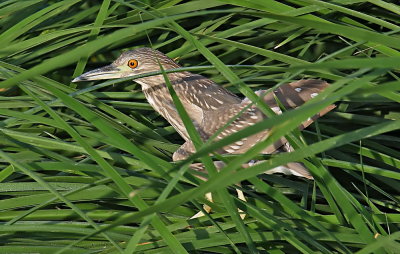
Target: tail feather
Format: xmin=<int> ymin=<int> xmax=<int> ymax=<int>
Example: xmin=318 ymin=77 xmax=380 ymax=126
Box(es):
xmin=265 ymin=162 xmax=313 ymax=179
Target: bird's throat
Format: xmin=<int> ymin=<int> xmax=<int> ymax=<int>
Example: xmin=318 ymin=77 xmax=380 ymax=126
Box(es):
xmin=138 ymin=76 xmax=201 ymax=141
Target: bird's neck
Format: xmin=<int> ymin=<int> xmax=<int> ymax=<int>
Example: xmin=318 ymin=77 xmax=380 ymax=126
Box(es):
xmin=136 ymin=71 xmax=240 ymax=141
xmin=136 ymin=74 xmax=174 ymax=113
xmin=136 ymin=72 xmax=186 ymax=107
xmin=136 ymin=72 xmax=200 ymax=140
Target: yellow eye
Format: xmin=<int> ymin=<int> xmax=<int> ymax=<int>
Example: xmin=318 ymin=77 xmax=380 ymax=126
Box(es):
xmin=128 ymin=59 xmax=138 ymax=69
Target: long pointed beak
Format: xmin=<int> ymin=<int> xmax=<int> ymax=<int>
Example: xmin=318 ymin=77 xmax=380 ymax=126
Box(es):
xmin=72 ymin=65 xmax=122 ymax=82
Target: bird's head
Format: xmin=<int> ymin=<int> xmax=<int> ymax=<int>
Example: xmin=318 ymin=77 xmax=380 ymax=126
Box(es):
xmin=72 ymin=48 xmax=180 ymax=83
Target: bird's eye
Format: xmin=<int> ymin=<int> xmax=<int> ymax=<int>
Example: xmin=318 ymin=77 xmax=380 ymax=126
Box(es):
xmin=128 ymin=59 xmax=138 ymax=69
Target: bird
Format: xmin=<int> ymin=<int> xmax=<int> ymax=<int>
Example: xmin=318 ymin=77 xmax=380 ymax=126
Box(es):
xmin=73 ymin=47 xmax=335 ymax=180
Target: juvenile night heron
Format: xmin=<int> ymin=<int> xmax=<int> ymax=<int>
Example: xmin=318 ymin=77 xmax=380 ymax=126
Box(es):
xmin=73 ymin=47 xmax=335 ymax=179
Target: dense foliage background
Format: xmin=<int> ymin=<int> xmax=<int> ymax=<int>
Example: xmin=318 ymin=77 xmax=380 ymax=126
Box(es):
xmin=0 ymin=0 xmax=399 ymax=253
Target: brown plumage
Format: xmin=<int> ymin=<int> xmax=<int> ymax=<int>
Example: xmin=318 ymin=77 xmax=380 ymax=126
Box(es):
xmin=73 ymin=48 xmax=335 ymax=179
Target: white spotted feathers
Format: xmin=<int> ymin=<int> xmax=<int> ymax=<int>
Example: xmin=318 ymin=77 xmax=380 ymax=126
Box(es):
xmin=73 ymin=48 xmax=336 ymax=179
